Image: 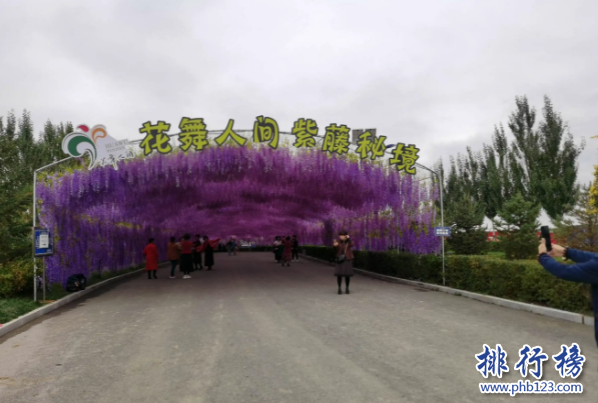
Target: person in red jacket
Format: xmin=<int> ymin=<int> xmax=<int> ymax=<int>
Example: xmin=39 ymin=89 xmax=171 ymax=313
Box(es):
xmin=143 ymin=238 xmax=159 ymax=279
xmin=180 ymin=233 xmax=194 ymax=279
xmin=281 ymin=236 xmax=293 ymax=267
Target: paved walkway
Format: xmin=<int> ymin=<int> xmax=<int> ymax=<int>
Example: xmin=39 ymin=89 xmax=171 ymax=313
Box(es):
xmin=1 ymin=252 xmax=597 ymax=402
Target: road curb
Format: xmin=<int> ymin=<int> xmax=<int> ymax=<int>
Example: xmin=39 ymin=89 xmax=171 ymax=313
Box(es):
xmin=0 ymin=263 xmax=167 ymax=339
xmin=300 ymin=254 xmax=594 ymax=327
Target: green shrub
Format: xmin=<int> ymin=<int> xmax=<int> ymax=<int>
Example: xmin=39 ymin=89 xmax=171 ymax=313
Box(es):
xmin=488 ymin=241 xmax=503 ymax=252
xmin=302 ymin=248 xmax=592 ymax=314
xmin=519 ymin=262 xmax=590 ymax=313
xmin=0 ymin=298 xmax=40 ymax=324
xmin=0 ymin=259 xmax=33 ymax=298
xmin=303 ymin=245 xmax=336 ymax=262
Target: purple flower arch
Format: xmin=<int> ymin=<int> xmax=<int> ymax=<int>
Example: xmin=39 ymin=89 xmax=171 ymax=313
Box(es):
xmin=37 ymin=146 xmax=440 ymax=285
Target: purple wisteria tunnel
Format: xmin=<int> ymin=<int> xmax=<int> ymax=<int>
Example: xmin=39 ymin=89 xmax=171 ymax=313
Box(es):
xmin=36 ymin=146 xmax=440 ymax=285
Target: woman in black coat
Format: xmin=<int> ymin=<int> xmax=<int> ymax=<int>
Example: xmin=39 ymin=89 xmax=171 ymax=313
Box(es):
xmin=333 ymin=230 xmax=354 ymax=295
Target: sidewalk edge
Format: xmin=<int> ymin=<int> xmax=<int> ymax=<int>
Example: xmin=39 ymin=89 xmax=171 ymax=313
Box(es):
xmin=0 ymin=264 xmax=166 ymax=339
xmin=299 ymin=254 xmax=592 ymax=327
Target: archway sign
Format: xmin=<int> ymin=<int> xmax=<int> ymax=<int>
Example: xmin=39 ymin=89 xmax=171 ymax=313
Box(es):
xmin=36 ymin=116 xmax=438 ymax=287
xmin=63 ymin=116 xmax=421 ymax=174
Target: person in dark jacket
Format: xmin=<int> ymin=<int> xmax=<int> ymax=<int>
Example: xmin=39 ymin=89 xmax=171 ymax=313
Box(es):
xmin=292 ymin=235 xmax=300 ymax=262
xmin=538 ymin=241 xmax=598 ymax=350
xmin=273 ymin=236 xmax=283 ymax=263
xmin=193 ymin=234 xmax=204 ymax=271
xmin=197 ymin=236 xmax=221 ymax=271
xmin=333 ymin=230 xmax=354 ymax=295
xmin=167 ymin=236 xmax=180 ymax=279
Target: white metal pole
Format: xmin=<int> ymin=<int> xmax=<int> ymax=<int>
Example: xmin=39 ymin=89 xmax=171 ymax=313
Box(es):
xmin=32 ymin=156 xmax=75 ymax=302
xmin=33 ymin=170 xmax=37 ymax=302
xmin=42 ymin=257 xmax=46 ymax=302
xmin=439 ymin=177 xmax=445 ymax=286
xmin=413 ymin=164 xmax=445 ymax=286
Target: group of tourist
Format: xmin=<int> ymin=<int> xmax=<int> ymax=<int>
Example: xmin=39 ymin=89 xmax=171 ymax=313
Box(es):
xmin=143 ymin=234 xmax=220 ymax=280
xmin=272 ymin=235 xmax=299 ymax=266
xmin=143 ymin=230 xmax=355 ymax=295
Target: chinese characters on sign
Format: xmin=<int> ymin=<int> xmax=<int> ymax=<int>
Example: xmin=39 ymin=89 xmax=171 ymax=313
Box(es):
xmin=139 ymin=121 xmax=172 ymax=156
xmin=434 ymin=227 xmax=451 ymax=237
xmin=215 ymin=119 xmax=247 ymax=146
xmin=34 ymin=228 xmax=54 ymax=256
xmin=179 ymin=117 xmax=208 ymax=152
xmin=322 ymin=124 xmax=351 ymax=155
xmin=253 ymin=116 xmax=279 ymax=149
xmin=135 ymin=116 xmax=420 ymax=174
xmin=389 ymin=143 xmax=420 ymax=174
xmin=356 ymin=131 xmax=387 ymax=160
xmin=292 ymin=118 xmax=318 ymax=148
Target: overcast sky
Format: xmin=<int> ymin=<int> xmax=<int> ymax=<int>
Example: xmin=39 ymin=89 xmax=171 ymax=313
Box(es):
xmin=1 ymin=0 xmax=597 ymax=224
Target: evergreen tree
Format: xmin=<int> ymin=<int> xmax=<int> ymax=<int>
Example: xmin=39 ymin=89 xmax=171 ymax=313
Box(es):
xmin=553 ymin=183 xmax=598 ymax=251
xmin=501 ymin=96 xmax=583 ymax=219
xmin=474 ymin=96 xmax=584 ymax=221
xmin=41 ymin=119 xmax=57 ymax=162
xmin=493 ymin=193 xmax=541 ymax=260
xmin=0 ymin=110 xmax=74 ymax=263
xmin=446 ymin=194 xmax=488 ymax=255
xmin=17 ymin=109 xmax=39 ymax=179
xmin=536 ymin=96 xmax=584 ymax=218
xmin=439 ymin=148 xmax=485 ymax=219
xmin=589 ymin=135 xmax=598 ymax=213
xmin=40 ymin=120 xmax=73 ymax=163
xmin=506 ymin=96 xmax=539 ymax=201
xmin=5 ymin=110 xmax=16 ymax=141
xmin=590 ymin=147 xmax=598 ymax=214
xmin=0 ymin=114 xmax=30 ymax=263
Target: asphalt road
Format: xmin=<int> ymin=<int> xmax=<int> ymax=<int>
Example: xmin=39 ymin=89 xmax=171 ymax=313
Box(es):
xmin=1 ymin=252 xmax=597 ymax=402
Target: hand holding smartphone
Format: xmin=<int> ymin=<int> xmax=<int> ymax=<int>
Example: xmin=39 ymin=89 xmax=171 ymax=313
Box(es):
xmin=541 ymin=226 xmax=552 ymax=252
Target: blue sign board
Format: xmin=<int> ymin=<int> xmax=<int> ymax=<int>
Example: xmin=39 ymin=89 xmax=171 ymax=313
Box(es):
xmin=34 ymin=228 xmax=54 ymax=256
xmin=434 ymin=227 xmax=451 ymax=237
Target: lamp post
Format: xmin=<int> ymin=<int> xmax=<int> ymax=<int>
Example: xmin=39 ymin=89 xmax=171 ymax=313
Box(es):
xmin=383 ymin=143 xmax=445 ymax=284
xmin=314 ymin=135 xmax=447 ymax=285
xmin=32 ymin=156 xmax=74 ymax=302
xmin=414 ymin=163 xmax=446 ymax=286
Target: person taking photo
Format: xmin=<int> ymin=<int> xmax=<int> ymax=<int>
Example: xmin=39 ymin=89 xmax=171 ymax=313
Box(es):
xmin=333 ymin=230 xmax=354 ymax=295
xmin=538 ymin=242 xmax=598 ymax=349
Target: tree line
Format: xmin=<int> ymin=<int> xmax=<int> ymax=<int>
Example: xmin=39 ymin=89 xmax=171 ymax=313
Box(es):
xmin=0 ymin=110 xmax=75 ymax=264
xmin=0 ymin=99 xmax=593 ymax=265
xmin=438 ymin=95 xmax=592 ymax=258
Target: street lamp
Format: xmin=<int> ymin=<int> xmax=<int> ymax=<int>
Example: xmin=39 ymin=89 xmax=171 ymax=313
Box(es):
xmin=32 ymin=156 xmax=75 ymax=301
xmin=414 ymin=163 xmax=446 ymax=286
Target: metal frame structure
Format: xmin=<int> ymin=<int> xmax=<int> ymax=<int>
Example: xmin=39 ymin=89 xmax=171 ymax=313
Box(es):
xmin=415 ymin=164 xmax=445 ymax=286
xmin=32 ymin=129 xmax=446 ymax=300
xmin=32 ymin=156 xmax=74 ymax=302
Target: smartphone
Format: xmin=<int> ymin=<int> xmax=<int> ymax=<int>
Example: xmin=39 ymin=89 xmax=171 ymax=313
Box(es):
xmin=540 ymin=226 xmax=552 ymax=252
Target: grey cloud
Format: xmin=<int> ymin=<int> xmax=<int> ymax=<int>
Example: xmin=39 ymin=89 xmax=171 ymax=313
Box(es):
xmin=0 ymin=0 xmax=596 ymax=189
